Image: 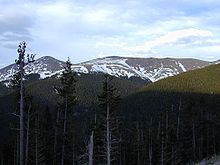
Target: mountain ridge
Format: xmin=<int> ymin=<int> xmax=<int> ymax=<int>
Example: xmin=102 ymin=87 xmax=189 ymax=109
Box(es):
xmin=0 ymin=55 xmax=218 ymax=83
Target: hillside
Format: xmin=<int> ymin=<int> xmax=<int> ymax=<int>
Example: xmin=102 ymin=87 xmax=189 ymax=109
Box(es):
xmin=120 ymin=63 xmax=220 ymax=117
xmin=142 ymin=63 xmax=220 ymax=94
xmin=116 ymin=63 xmax=220 ymax=164
xmin=0 ymin=73 xmax=147 ymax=112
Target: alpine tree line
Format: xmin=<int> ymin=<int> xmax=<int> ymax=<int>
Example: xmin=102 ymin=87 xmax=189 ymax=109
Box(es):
xmin=0 ymin=42 xmax=220 ymax=165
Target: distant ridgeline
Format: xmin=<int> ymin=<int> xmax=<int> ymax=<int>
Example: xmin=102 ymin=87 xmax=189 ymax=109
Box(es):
xmin=1 ymin=55 xmax=219 ymax=83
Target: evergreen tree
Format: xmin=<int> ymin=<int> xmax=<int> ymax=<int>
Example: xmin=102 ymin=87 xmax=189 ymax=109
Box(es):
xmin=98 ymin=75 xmax=120 ymax=165
xmin=55 ymin=58 xmax=77 ymax=165
xmin=15 ymin=41 xmax=35 ymax=165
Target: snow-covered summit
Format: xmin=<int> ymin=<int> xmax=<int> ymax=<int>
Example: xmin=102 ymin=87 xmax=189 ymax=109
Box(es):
xmin=0 ymin=56 xmax=214 ymax=83
xmin=0 ymin=56 xmax=65 ymax=82
xmin=79 ymin=56 xmax=211 ymax=82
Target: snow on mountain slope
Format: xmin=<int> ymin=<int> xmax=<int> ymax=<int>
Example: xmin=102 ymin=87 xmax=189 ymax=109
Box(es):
xmin=0 ymin=56 xmax=215 ymax=83
xmin=0 ymin=56 xmax=65 ymax=82
xmin=80 ymin=56 xmax=211 ymax=82
xmin=215 ymin=59 xmax=220 ymax=64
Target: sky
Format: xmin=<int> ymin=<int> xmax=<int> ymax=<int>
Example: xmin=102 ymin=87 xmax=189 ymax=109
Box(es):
xmin=1 ymin=0 xmax=220 ymax=68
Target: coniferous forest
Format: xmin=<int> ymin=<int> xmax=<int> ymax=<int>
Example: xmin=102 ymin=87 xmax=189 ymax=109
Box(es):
xmin=1 ymin=42 xmax=220 ymax=165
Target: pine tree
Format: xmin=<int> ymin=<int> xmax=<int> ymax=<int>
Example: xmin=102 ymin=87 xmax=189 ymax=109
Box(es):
xmin=98 ymin=75 xmax=120 ymax=165
xmin=15 ymin=41 xmax=35 ymax=165
xmin=55 ymin=58 xmax=77 ymax=165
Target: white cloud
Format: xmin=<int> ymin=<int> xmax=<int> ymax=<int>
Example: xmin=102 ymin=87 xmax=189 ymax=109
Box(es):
xmin=84 ymin=9 xmax=113 ymax=24
xmin=125 ymin=28 xmax=213 ymax=52
xmin=1 ymin=0 xmax=220 ymax=67
xmin=93 ymin=28 xmax=218 ymax=60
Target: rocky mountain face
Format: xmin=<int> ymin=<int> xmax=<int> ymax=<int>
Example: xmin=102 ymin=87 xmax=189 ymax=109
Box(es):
xmin=0 ymin=56 xmax=65 ymax=82
xmin=0 ymin=56 xmax=217 ymax=83
xmin=79 ymin=56 xmax=213 ymax=82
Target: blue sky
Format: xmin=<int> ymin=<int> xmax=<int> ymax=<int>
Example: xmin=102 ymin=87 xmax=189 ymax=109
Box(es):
xmin=0 ymin=0 xmax=220 ymax=68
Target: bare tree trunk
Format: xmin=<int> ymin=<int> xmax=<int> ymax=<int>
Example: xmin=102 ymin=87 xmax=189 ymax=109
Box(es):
xmin=88 ymin=131 xmax=94 ymax=165
xmin=212 ymin=126 xmax=216 ymax=156
xmin=136 ymin=122 xmax=140 ymax=165
xmin=17 ymin=136 xmax=19 ymax=165
xmin=14 ymin=138 xmax=16 ymax=165
xmin=20 ymin=59 xmax=24 ymax=165
xmin=61 ymin=96 xmax=68 ymax=165
xmin=192 ymin=120 xmax=196 ymax=161
xmin=53 ymin=109 xmax=60 ymax=165
xmin=106 ymin=102 xmax=111 ymax=165
xmin=119 ymin=133 xmax=122 ymax=165
xmin=200 ymin=135 xmax=203 ymax=160
xmin=161 ymin=115 xmax=164 ymax=165
xmin=157 ymin=121 xmax=160 ymax=140
xmin=177 ymin=97 xmax=182 ymax=141
xmin=35 ymin=111 xmax=39 ymax=165
xmin=1 ymin=150 xmax=3 ymax=165
xmin=35 ymin=133 xmax=38 ymax=165
xmin=171 ymin=145 xmax=175 ymax=165
xmin=105 ymin=75 xmax=111 ymax=165
xmin=206 ymin=123 xmax=209 ymax=158
xmin=72 ymin=144 xmax=75 ymax=165
xmin=161 ymin=133 xmax=164 ymax=165
xmin=166 ymin=110 xmax=169 ymax=141
xmin=149 ymin=118 xmax=153 ymax=165
xmin=25 ymin=104 xmax=31 ymax=165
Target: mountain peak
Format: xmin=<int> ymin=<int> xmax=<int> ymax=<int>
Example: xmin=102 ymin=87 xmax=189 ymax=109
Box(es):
xmin=0 ymin=56 xmax=65 ymax=82
xmin=37 ymin=56 xmax=64 ymax=63
xmin=38 ymin=55 xmax=56 ymax=60
xmin=0 ymin=56 xmax=217 ymax=83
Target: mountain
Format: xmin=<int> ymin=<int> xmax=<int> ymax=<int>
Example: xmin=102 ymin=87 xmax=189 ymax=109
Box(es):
xmin=80 ymin=56 xmax=212 ymax=82
xmin=0 ymin=55 xmax=216 ymax=83
xmin=0 ymin=56 xmax=65 ymax=82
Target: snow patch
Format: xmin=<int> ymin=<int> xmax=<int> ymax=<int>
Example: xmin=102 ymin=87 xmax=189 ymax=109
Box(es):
xmin=178 ymin=61 xmax=187 ymax=72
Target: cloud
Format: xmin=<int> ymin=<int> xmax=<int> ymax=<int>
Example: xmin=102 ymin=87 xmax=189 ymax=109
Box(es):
xmin=94 ymin=28 xmax=219 ymax=60
xmin=1 ymin=0 xmax=220 ymax=66
xmin=125 ymin=28 xmax=213 ymax=53
xmin=145 ymin=28 xmax=213 ymax=46
xmin=0 ymin=1 xmax=35 ymax=49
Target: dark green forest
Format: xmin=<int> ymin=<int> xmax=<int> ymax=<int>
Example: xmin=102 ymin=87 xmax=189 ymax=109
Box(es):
xmin=1 ymin=54 xmax=220 ymax=165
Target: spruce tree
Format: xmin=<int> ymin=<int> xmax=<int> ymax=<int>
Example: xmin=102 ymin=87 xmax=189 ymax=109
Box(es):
xmin=15 ymin=41 xmax=35 ymax=165
xmin=55 ymin=58 xmax=77 ymax=165
xmin=98 ymin=75 xmax=120 ymax=165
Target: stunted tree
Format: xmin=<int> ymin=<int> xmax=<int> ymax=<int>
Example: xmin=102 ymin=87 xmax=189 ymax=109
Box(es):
xmin=88 ymin=130 xmax=94 ymax=165
xmin=15 ymin=41 xmax=35 ymax=165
